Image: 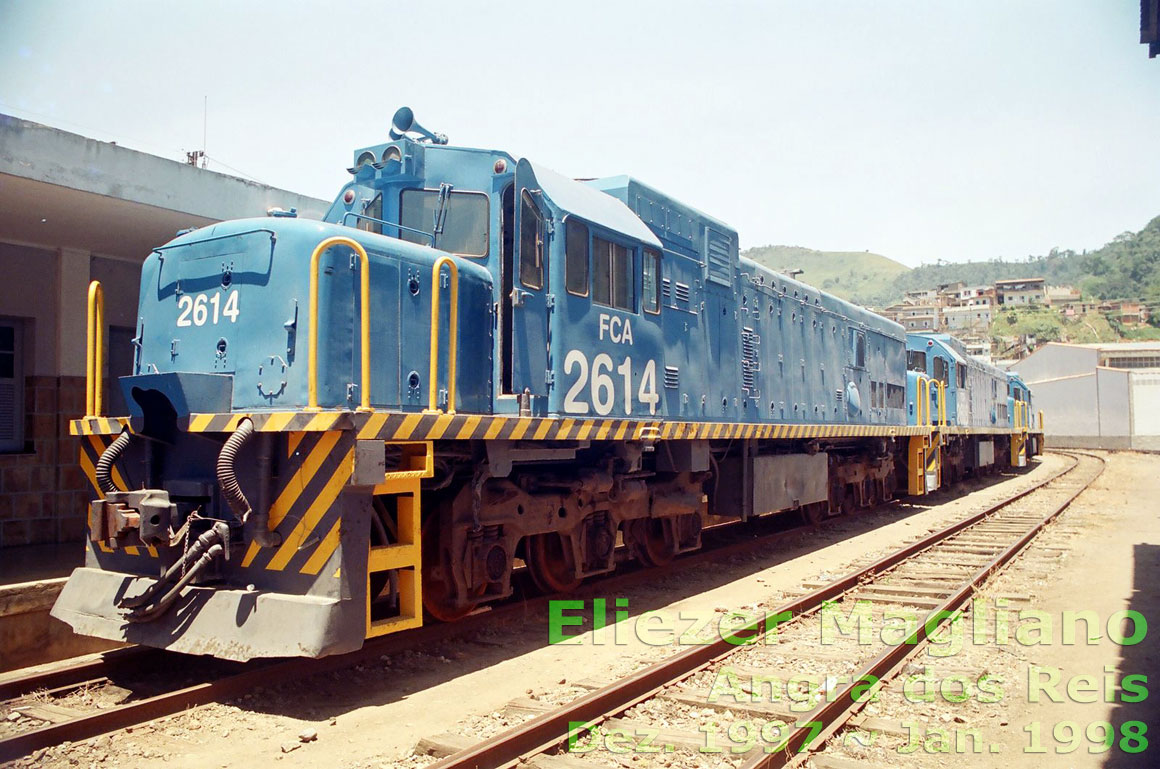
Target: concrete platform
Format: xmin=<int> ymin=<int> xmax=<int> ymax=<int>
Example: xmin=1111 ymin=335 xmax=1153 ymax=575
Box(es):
xmin=0 ymin=542 xmax=83 ymax=584
xmin=0 ymin=543 xmax=122 ymax=672
xmin=0 ymin=576 xmax=123 ymax=673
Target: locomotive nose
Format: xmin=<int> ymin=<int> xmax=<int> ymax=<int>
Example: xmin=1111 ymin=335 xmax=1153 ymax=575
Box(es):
xmin=120 ymin=372 xmax=235 ymax=439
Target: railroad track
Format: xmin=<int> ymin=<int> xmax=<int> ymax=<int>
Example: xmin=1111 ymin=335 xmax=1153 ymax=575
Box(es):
xmin=418 ymin=450 xmax=1103 ymax=769
xmin=0 ymin=456 xmax=1060 ymax=765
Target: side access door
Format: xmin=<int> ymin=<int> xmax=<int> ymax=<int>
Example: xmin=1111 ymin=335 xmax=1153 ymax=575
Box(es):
xmin=506 ymin=159 xmax=551 ymax=397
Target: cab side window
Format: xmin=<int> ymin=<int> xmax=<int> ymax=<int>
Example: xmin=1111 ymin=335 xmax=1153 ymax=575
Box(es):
xmin=850 ymin=329 xmax=866 ymax=368
xmin=519 ymin=190 xmax=543 ymax=288
xmin=643 ymin=249 xmax=661 ymax=314
xmin=907 ymin=350 xmax=926 ymax=372
xmin=593 ymin=236 xmax=635 ymax=312
xmin=565 ymin=219 xmax=589 ymax=296
xmin=933 ymin=357 xmax=948 ymax=385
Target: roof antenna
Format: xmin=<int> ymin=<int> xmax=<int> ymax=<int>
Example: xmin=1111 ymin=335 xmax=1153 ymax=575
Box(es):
xmin=185 ymin=96 xmax=208 ymax=169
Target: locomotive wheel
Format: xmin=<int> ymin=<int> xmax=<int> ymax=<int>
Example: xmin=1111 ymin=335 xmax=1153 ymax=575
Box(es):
xmin=800 ymin=501 xmax=827 ymax=526
xmin=627 ymin=518 xmax=675 ymax=567
xmin=881 ymin=474 xmax=895 ymax=501
xmin=421 ymin=518 xmax=479 ymax=623
xmin=524 ymin=532 xmax=582 ymax=594
xmin=840 ymin=484 xmax=857 ymax=515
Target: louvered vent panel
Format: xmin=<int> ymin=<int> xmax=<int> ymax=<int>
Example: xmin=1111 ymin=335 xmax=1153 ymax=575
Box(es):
xmin=663 ymin=365 xmax=680 ymax=389
xmin=705 ymin=228 xmax=734 ymax=286
xmin=0 ymin=383 xmax=14 ymax=440
xmin=662 ymin=278 xmax=672 ymax=299
xmin=741 ymin=327 xmax=760 ymax=396
xmin=674 ymin=282 xmax=690 ymax=303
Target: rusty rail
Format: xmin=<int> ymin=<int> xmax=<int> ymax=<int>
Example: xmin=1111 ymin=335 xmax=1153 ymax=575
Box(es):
xmin=740 ymin=450 xmax=1104 ymax=768
xmin=425 ymin=452 xmax=1091 ymax=769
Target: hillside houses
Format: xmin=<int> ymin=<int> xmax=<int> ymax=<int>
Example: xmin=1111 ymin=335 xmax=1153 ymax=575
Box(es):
xmin=883 ymin=276 xmax=1149 ymax=332
xmin=880 ymin=276 xmax=1153 ymax=360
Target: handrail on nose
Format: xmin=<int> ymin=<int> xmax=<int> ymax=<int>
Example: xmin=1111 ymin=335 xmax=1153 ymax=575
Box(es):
xmin=307 ymin=236 xmax=372 ymax=412
xmin=426 ymin=256 xmax=459 ymax=414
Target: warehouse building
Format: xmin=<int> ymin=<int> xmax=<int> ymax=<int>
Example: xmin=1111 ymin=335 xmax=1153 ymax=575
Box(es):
xmin=0 ymin=115 xmax=327 ymax=548
xmin=1010 ymin=341 xmax=1160 ymax=450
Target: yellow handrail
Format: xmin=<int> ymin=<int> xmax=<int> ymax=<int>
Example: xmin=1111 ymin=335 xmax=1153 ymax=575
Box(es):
xmin=426 ymin=256 xmax=459 ymax=414
xmin=1013 ymin=400 xmax=1028 ymax=430
xmin=1038 ymin=409 xmax=1044 ymax=430
xmin=307 ymin=236 xmax=372 ymax=412
xmin=916 ymin=376 xmax=930 ymax=427
xmin=933 ymin=379 xmax=947 ymax=428
xmin=85 ymin=281 xmax=105 ymax=417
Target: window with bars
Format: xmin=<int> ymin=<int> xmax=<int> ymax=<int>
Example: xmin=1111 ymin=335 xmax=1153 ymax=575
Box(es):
xmin=0 ymin=320 xmax=23 ymax=453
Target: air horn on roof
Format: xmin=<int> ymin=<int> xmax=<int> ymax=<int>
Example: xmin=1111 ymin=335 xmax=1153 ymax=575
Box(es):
xmin=389 ymin=106 xmax=448 ymax=145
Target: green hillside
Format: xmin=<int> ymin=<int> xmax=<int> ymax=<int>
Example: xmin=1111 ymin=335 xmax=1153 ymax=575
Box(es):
xmin=744 ymin=214 xmax=1160 ymax=315
xmin=742 ymin=246 xmax=910 ymax=306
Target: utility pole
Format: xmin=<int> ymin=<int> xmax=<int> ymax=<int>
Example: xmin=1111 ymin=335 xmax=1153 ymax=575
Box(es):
xmin=202 ymin=95 xmax=208 ymax=169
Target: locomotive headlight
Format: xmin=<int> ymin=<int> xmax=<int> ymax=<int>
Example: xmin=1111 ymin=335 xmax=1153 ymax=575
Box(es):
xmin=343 ymin=189 xmax=356 ymax=205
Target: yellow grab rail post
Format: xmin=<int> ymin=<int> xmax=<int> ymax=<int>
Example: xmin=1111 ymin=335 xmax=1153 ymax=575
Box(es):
xmin=1038 ymin=409 xmax=1044 ymax=430
xmin=916 ymin=376 xmax=931 ymax=427
xmin=85 ymin=280 xmax=105 ymax=417
xmin=426 ymin=256 xmax=459 ymax=414
xmin=307 ymin=237 xmax=372 ymax=412
xmin=935 ymin=379 xmax=947 ymax=428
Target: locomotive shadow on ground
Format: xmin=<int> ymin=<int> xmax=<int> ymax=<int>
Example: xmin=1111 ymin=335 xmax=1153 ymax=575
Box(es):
xmin=224 ymin=463 xmax=1043 ymax=725
xmin=1101 ymin=542 xmax=1160 ymax=769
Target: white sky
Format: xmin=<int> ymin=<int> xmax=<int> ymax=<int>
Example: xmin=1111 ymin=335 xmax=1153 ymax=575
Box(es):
xmin=1 ymin=0 xmax=1157 ymax=266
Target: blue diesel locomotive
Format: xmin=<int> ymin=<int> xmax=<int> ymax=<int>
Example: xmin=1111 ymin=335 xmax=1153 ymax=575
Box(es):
xmin=53 ymin=109 xmax=1041 ymax=659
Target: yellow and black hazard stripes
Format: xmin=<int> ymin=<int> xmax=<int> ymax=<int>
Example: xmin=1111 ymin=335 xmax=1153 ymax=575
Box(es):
xmin=926 ymin=436 xmax=941 ymax=485
xmin=70 ymin=416 xmax=129 ymax=436
xmin=78 ymin=434 xmax=157 ymax=557
xmin=241 ymin=430 xmax=354 ymax=576
xmin=351 ymin=411 xmax=930 ymax=443
xmin=72 ymin=407 xmax=1040 ymax=444
xmin=188 ymin=411 xmax=354 ymax=434
xmin=79 ymin=433 xmax=127 ymax=496
xmin=69 ymin=412 xmax=355 ymax=436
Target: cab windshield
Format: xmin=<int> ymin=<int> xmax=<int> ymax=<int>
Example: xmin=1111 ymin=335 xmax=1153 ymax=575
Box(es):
xmin=400 ymin=189 xmax=489 ymax=257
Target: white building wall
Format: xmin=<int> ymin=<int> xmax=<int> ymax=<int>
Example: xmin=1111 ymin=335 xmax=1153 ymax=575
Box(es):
xmin=1131 ymin=372 xmax=1160 ymax=450
xmin=1096 ymin=368 xmax=1131 ymax=446
xmin=1031 ymin=374 xmax=1101 ymax=441
xmin=1013 ymin=344 xmax=1097 ymax=382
